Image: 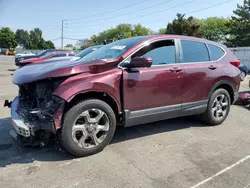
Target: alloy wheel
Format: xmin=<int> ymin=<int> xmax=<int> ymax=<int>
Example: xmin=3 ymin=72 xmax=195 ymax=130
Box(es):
xmin=72 ymin=108 xmax=110 ymax=149
xmin=211 ymin=94 xmax=229 ymax=120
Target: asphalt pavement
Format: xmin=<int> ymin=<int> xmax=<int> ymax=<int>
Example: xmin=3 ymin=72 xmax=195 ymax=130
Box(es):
xmin=0 ymin=55 xmax=249 ymax=188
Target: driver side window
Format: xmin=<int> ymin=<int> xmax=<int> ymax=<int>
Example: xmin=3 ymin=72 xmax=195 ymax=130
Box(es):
xmin=132 ymin=39 xmax=176 ymax=66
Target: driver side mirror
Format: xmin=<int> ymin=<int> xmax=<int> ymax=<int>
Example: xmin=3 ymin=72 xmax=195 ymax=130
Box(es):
xmin=125 ymin=56 xmax=152 ymax=69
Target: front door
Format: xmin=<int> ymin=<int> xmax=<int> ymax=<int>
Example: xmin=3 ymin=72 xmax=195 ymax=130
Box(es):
xmin=122 ymin=39 xmax=183 ymax=126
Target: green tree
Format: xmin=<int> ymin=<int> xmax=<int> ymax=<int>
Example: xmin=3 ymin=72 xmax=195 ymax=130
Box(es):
xmin=158 ymin=28 xmax=167 ymax=34
xmin=200 ymin=17 xmax=230 ymax=42
xmin=37 ymin=38 xmax=46 ymax=49
xmin=65 ymin=44 xmax=73 ymax=48
xmin=45 ymin=40 xmax=55 ymax=49
xmin=166 ymin=13 xmax=203 ymax=37
xmin=15 ymin=29 xmax=30 ymax=48
xmin=89 ymin=23 xmax=151 ymax=45
xmin=37 ymin=39 xmax=55 ymax=49
xmin=78 ymin=39 xmax=95 ymax=49
xmin=226 ymin=0 xmax=250 ymax=47
xmin=0 ymin=27 xmax=17 ymax=48
xmin=133 ymin=24 xmax=151 ymax=36
xmin=29 ymin=28 xmax=43 ymax=49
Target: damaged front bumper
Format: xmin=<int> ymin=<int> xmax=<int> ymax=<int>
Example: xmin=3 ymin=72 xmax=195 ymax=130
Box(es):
xmin=11 ymin=97 xmax=31 ymax=137
xmin=9 ymin=96 xmax=65 ymax=138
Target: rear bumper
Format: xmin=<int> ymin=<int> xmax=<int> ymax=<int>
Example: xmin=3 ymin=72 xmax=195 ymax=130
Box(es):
xmin=11 ymin=97 xmax=31 ymax=137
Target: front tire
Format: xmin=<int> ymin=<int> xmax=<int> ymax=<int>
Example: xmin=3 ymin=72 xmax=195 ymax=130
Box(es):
xmin=60 ymin=99 xmax=116 ymax=157
xmin=201 ymin=89 xmax=231 ymax=125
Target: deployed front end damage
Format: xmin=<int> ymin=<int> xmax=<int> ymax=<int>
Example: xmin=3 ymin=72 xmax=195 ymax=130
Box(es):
xmin=9 ymin=79 xmax=65 ymax=146
xmin=7 ymin=57 xmax=120 ymax=151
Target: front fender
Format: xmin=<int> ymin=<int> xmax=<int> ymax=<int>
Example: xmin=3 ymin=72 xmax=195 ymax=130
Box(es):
xmin=53 ymin=69 xmax=122 ymax=112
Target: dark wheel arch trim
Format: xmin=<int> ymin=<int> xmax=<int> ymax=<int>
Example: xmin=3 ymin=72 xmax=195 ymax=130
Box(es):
xmin=208 ymin=81 xmax=235 ymax=103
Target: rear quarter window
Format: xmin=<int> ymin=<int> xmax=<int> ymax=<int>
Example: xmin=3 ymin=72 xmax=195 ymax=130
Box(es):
xmin=181 ymin=40 xmax=209 ymax=63
xmin=208 ymin=44 xmax=225 ymax=61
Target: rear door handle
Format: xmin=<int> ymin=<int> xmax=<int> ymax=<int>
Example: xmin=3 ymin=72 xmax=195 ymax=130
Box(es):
xmin=208 ymin=65 xmax=217 ymax=70
xmin=170 ymin=67 xmax=182 ymax=73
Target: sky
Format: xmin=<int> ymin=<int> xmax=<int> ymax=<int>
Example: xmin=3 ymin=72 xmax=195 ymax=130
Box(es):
xmin=0 ymin=0 xmax=243 ymax=48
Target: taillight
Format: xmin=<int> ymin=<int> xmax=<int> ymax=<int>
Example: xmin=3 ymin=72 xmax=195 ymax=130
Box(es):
xmin=230 ymin=60 xmax=240 ymax=67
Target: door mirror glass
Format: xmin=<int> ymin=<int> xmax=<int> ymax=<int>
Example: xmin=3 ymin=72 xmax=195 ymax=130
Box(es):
xmin=125 ymin=56 xmax=152 ymax=68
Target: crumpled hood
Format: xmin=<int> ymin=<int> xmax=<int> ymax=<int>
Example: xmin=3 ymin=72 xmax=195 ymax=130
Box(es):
xmin=13 ymin=58 xmax=119 ymax=85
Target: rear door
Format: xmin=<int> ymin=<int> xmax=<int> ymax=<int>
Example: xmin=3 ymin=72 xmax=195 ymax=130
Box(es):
xmin=178 ymin=39 xmax=222 ymax=115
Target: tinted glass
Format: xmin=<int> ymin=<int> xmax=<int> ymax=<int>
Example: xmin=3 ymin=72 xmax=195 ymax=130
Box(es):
xmin=38 ymin=50 xmax=54 ymax=57
xmin=181 ymin=40 xmax=209 ymax=63
xmin=143 ymin=45 xmax=175 ymax=65
xmin=75 ymin=46 xmax=102 ymax=58
xmin=79 ymin=36 xmax=149 ymax=62
xmin=53 ymin=54 xmax=66 ymax=58
xmin=37 ymin=50 xmax=46 ymax=56
xmin=208 ymin=44 xmax=225 ymax=61
xmin=40 ymin=52 xmax=54 ymax=58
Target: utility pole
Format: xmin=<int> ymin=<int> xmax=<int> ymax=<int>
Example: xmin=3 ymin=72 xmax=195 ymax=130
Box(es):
xmin=61 ymin=20 xmax=64 ymax=49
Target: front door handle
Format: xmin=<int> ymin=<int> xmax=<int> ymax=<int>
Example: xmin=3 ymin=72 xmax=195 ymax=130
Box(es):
xmin=208 ymin=65 xmax=217 ymax=70
xmin=170 ymin=67 xmax=182 ymax=73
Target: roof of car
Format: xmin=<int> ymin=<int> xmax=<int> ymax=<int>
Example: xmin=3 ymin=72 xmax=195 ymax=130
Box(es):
xmin=146 ymin=34 xmax=206 ymax=42
xmin=120 ymin=35 xmax=227 ymax=59
xmin=123 ymin=35 xmax=226 ymax=49
xmin=56 ymin=50 xmax=74 ymax=53
xmin=50 ymin=51 xmax=75 ymax=55
xmin=128 ymin=34 xmax=221 ymax=43
xmin=148 ymin=34 xmax=226 ymax=47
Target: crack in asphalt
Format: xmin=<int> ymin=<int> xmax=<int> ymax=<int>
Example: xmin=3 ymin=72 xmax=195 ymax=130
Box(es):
xmin=127 ymin=161 xmax=164 ymax=187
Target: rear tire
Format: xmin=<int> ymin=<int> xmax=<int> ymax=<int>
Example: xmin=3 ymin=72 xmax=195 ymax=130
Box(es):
xmin=60 ymin=99 xmax=116 ymax=157
xmin=201 ymin=89 xmax=231 ymax=126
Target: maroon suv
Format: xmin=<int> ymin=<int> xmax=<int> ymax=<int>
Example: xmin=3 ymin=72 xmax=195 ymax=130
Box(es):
xmin=8 ymin=35 xmax=241 ymax=157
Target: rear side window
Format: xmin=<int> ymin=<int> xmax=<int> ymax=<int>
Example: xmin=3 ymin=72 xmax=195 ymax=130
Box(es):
xmin=208 ymin=44 xmax=225 ymax=61
xmin=181 ymin=40 xmax=209 ymax=63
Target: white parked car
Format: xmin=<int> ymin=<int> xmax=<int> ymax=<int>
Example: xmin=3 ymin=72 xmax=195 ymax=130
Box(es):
xmin=15 ymin=51 xmax=35 ymax=58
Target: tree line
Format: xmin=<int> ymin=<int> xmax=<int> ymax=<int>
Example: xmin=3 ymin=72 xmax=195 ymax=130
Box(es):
xmin=1 ymin=1 xmax=249 ymax=50
xmin=0 ymin=27 xmax=55 ymax=49
xmin=77 ymin=1 xmax=249 ymax=49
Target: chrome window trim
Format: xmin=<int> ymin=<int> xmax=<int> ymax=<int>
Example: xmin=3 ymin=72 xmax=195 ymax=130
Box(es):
xmin=118 ymin=38 xmax=228 ymax=69
xmin=118 ymin=38 xmax=177 ymax=68
xmin=206 ymin=42 xmax=227 ymax=62
xmin=179 ymin=39 xmax=227 ymax=64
